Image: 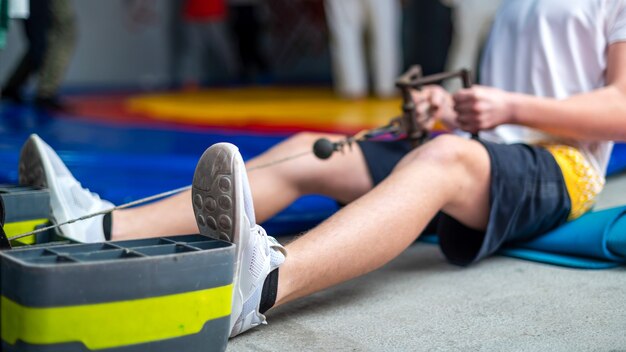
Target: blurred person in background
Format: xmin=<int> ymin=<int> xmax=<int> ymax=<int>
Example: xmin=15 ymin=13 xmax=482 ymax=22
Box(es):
xmin=442 ymin=0 xmax=503 ymax=91
xmin=229 ymin=0 xmax=271 ymax=83
xmin=178 ymin=0 xmax=237 ymax=87
xmin=0 ymin=0 xmax=10 ymax=50
xmin=324 ymin=0 xmax=402 ymax=99
xmin=36 ymin=0 xmax=76 ymax=110
xmin=1 ymin=0 xmax=76 ymax=110
xmin=1 ymin=0 xmax=50 ymax=104
xmin=0 ymin=0 xmax=29 ymax=59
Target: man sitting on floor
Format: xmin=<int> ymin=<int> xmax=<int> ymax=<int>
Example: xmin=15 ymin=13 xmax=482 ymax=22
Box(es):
xmin=18 ymin=0 xmax=626 ymax=337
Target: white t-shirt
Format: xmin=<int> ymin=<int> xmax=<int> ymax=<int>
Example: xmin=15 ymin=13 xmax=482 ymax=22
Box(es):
xmin=479 ymin=0 xmax=626 ymax=177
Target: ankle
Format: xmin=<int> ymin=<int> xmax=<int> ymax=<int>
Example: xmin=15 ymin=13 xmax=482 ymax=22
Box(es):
xmin=109 ymin=212 xmax=131 ymax=241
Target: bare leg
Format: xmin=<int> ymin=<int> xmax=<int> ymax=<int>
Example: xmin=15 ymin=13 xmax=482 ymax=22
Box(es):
xmin=246 ymin=132 xmax=373 ymax=221
xmin=111 ymin=132 xmax=373 ymax=240
xmin=275 ymin=135 xmax=491 ymax=306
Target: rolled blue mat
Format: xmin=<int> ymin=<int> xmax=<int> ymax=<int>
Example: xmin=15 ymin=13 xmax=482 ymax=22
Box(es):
xmin=498 ymin=248 xmax=621 ymax=269
xmin=518 ymin=206 xmax=626 ymax=263
xmin=421 ymin=206 xmax=626 ymax=269
xmin=607 ymin=212 xmax=626 ymax=258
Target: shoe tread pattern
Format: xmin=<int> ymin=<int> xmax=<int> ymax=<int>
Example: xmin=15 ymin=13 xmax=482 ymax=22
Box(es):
xmin=192 ymin=147 xmax=236 ymax=242
xmin=18 ymin=138 xmax=48 ymax=189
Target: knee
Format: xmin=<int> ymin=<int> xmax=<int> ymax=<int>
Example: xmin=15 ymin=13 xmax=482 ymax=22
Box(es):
xmin=402 ymin=134 xmax=472 ymax=170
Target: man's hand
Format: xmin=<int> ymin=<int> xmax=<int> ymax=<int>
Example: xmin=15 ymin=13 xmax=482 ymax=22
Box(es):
xmin=410 ymin=85 xmax=458 ymax=131
xmin=453 ymin=85 xmax=517 ymax=134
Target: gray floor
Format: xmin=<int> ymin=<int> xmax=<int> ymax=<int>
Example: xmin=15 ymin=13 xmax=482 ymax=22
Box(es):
xmin=227 ymin=174 xmax=626 ymax=352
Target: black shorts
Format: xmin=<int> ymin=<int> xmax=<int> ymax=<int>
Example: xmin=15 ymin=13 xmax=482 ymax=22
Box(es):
xmin=357 ymin=138 xmax=572 ymax=266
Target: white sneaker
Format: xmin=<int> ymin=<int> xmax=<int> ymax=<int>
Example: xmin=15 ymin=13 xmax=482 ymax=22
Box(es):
xmin=18 ymin=134 xmax=113 ymax=243
xmin=192 ymin=143 xmax=287 ymax=337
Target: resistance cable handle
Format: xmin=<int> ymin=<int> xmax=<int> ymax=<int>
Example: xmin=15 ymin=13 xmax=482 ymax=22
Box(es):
xmin=313 ymin=66 xmax=478 ymax=159
xmin=395 ymin=65 xmax=477 ymax=148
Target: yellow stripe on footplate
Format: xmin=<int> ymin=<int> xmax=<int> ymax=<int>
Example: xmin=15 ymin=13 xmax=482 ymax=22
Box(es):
xmin=1 ymin=284 xmax=232 ymax=349
xmin=5 ymin=219 xmax=48 ymax=245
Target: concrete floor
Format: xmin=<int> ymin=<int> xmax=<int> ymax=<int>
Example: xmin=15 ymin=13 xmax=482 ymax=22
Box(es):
xmin=227 ymin=174 xmax=626 ymax=351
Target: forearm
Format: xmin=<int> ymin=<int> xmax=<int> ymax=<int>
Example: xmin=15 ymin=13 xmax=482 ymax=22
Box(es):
xmin=510 ymin=86 xmax=626 ymax=142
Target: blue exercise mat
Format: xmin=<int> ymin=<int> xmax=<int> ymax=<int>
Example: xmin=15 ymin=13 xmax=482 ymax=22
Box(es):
xmin=607 ymin=143 xmax=626 ymax=175
xmin=503 ymin=206 xmax=626 ymax=269
xmin=423 ymin=206 xmax=626 ymax=269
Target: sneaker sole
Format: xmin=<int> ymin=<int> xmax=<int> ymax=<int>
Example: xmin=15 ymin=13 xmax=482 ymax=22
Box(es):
xmin=192 ymin=143 xmax=243 ymax=243
xmin=192 ymin=143 xmax=250 ymax=332
xmin=18 ymin=135 xmax=80 ymax=241
xmin=19 ymin=136 xmax=48 ymax=189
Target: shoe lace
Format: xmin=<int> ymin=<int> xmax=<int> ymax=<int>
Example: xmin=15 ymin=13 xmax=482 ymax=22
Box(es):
xmin=252 ymin=224 xmax=287 ymax=259
xmin=69 ymin=182 xmax=104 ymax=210
xmin=252 ymin=224 xmax=271 ymax=256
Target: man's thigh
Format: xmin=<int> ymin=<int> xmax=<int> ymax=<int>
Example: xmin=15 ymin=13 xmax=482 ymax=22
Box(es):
xmin=438 ymin=141 xmax=571 ymax=266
